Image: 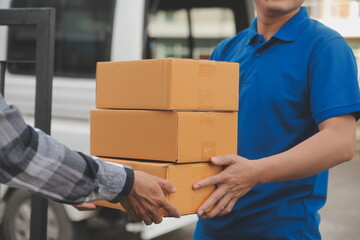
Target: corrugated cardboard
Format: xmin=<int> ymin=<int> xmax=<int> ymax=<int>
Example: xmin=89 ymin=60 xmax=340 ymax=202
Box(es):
xmin=91 ymin=158 xmax=222 ymax=215
xmin=96 ymin=58 xmax=239 ymax=111
xmin=90 ymin=109 xmax=238 ymax=162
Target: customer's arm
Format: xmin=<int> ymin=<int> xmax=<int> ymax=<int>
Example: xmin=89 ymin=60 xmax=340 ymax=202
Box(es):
xmin=0 ymin=95 xmax=133 ymax=204
xmin=194 ymin=114 xmax=356 ymax=218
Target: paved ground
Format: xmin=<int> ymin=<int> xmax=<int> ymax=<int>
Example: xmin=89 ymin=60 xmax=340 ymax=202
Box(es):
xmin=88 ymin=155 xmax=360 ymax=240
xmin=319 ymin=155 xmax=360 ymax=240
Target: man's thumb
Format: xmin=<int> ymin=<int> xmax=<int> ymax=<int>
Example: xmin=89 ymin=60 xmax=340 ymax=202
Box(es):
xmin=210 ymin=155 xmax=236 ymax=166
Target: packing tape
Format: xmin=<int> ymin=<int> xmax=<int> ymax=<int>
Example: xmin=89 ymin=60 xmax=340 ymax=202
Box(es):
xmin=198 ymin=60 xmax=216 ymax=110
xmin=200 ymin=112 xmax=216 ymax=161
xmin=200 ymin=112 xmax=215 ymax=126
xmin=198 ymin=89 xmax=215 ymax=110
xmin=201 ymin=142 xmax=216 ymax=162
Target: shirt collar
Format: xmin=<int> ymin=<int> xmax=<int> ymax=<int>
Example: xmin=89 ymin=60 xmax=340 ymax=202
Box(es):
xmin=246 ymin=18 xmax=259 ymax=45
xmin=247 ymin=6 xmax=309 ymax=45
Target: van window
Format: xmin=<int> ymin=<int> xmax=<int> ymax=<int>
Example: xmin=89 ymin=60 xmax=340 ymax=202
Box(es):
xmin=147 ymin=7 xmax=236 ymax=59
xmin=7 ymin=0 xmax=115 ymax=78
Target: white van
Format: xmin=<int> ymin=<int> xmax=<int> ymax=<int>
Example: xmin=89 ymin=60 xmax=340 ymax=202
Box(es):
xmin=0 ymin=0 xmax=253 ymax=239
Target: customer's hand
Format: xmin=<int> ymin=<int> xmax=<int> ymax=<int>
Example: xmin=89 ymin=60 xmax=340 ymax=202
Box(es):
xmin=120 ymin=170 xmax=181 ymax=225
xmin=193 ymin=155 xmax=259 ymax=219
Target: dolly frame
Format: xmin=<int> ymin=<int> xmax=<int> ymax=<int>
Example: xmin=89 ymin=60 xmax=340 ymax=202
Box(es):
xmin=0 ymin=8 xmax=55 ymax=240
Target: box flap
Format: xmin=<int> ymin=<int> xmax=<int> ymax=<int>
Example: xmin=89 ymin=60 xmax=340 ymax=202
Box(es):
xmin=100 ymin=158 xmax=171 ymax=179
xmin=96 ymin=59 xmax=172 ymax=109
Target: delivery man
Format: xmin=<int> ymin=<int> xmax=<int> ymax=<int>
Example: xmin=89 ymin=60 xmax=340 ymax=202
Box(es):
xmin=0 ymin=94 xmax=180 ymax=225
xmin=193 ymin=0 xmax=360 ymax=239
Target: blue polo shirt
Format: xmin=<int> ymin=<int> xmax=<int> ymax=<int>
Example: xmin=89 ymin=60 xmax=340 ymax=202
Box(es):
xmin=194 ymin=7 xmax=360 ymax=240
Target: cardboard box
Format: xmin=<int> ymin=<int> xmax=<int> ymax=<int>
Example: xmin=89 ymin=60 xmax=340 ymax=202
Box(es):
xmin=96 ymin=58 xmax=239 ymax=111
xmin=91 ymin=158 xmax=222 ymax=215
xmin=90 ymin=109 xmax=238 ymax=162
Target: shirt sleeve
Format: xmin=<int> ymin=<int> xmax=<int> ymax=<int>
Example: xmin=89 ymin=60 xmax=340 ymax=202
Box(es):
xmin=309 ymin=37 xmax=360 ymax=124
xmin=0 ymin=95 xmax=134 ymax=205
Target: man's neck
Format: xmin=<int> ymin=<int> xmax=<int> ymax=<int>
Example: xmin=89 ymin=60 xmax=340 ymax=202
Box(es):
xmin=257 ymin=8 xmax=301 ymax=41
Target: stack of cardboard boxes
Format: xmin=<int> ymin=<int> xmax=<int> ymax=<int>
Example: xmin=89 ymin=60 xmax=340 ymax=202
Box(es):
xmin=90 ymin=58 xmax=239 ymax=215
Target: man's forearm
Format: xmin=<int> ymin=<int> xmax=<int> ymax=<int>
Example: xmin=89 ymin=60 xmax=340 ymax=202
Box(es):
xmin=192 ymin=115 xmax=356 ymax=219
xmin=0 ymin=95 xmax=134 ymax=204
xmin=255 ymin=114 xmax=356 ymax=185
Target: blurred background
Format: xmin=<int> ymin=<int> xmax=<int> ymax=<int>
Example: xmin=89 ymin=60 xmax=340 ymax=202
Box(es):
xmin=0 ymin=0 xmax=359 ymax=239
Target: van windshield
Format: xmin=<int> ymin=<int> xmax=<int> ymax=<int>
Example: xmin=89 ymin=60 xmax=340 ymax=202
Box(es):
xmin=7 ymin=0 xmax=115 ymax=78
xmin=144 ymin=0 xmax=253 ymax=59
xmin=148 ymin=7 xmax=236 ymax=59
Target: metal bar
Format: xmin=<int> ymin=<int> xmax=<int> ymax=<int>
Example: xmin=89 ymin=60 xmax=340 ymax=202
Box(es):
xmin=34 ymin=8 xmax=55 ymax=134
xmin=0 ymin=62 xmax=6 ymax=97
xmin=186 ymin=8 xmax=194 ymax=59
xmin=0 ymin=8 xmax=51 ymax=25
xmin=0 ymin=55 xmax=5 ymax=223
xmin=30 ymin=196 xmax=49 ymax=240
xmin=0 ymin=8 xmax=55 ymax=240
xmin=142 ymin=0 xmax=152 ymax=59
xmin=30 ymin=8 xmax=55 ymax=240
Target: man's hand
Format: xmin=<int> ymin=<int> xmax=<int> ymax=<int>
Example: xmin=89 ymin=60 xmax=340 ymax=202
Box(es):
xmin=193 ymin=155 xmax=259 ymax=219
xmin=120 ymin=170 xmax=181 ymax=225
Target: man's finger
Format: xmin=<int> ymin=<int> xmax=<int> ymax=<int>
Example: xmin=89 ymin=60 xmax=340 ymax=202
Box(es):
xmin=211 ymin=154 xmax=237 ymax=166
xmin=218 ymin=198 xmax=238 ymax=216
xmin=193 ymin=173 xmax=223 ymax=190
xmin=157 ymin=177 xmax=177 ymax=193
xmin=201 ymin=193 xmax=233 ymax=219
xmin=161 ymin=199 xmax=181 ymax=218
xmin=149 ymin=211 xmax=163 ymax=224
xmin=143 ymin=215 xmax=153 ymax=226
xmin=128 ymin=211 xmax=142 ymax=222
xmin=122 ymin=201 xmax=142 ymax=222
xmin=197 ymin=186 xmax=227 ymax=216
xmin=125 ymin=207 xmax=142 ymax=222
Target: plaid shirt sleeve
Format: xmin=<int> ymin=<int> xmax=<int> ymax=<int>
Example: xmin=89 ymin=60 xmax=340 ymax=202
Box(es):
xmin=0 ymin=95 xmax=134 ymax=205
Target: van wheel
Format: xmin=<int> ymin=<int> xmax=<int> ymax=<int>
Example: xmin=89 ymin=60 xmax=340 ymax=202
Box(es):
xmin=3 ymin=189 xmax=88 ymax=240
